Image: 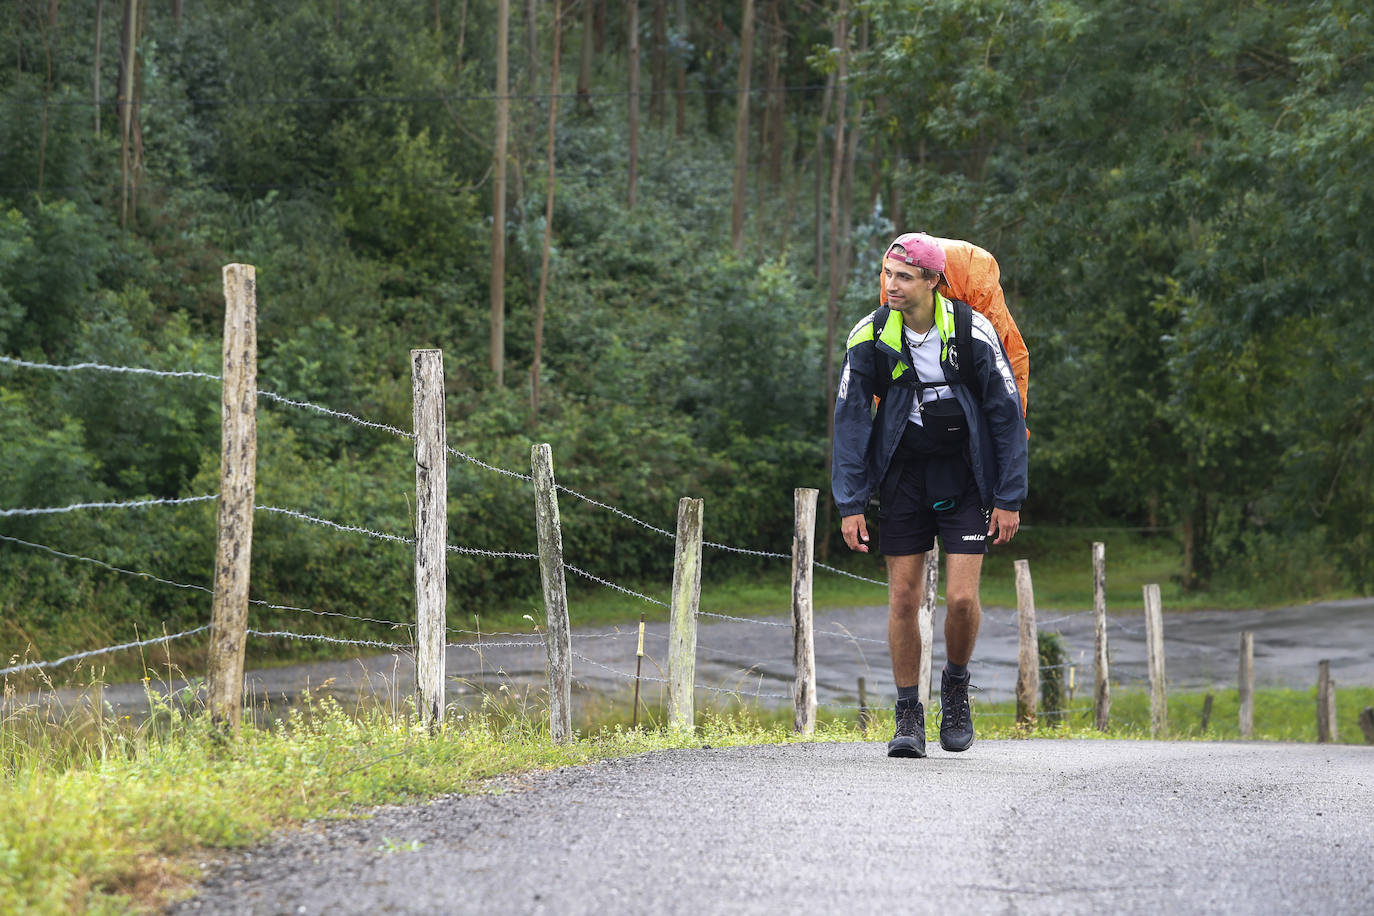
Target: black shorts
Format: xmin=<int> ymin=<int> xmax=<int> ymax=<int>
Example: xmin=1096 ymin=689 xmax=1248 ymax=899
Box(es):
xmin=877 ymin=434 xmax=990 ymax=557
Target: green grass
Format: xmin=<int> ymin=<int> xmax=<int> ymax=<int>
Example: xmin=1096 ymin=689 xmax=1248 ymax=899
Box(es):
xmin=2 ymin=678 xmax=1371 ymax=915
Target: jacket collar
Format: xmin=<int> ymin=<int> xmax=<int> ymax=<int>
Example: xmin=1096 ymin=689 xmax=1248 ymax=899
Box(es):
xmin=876 ymin=293 xmax=955 ymax=382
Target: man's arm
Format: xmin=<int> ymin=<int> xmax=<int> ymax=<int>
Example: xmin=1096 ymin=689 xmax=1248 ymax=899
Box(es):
xmin=970 ymin=312 xmax=1028 ymax=539
xmin=832 ymin=318 xmax=881 ymax=547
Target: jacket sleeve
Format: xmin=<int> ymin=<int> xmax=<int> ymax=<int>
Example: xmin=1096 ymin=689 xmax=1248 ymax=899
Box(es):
xmin=970 ymin=312 xmax=1028 ymax=510
xmin=831 ymin=318 xmax=881 ymax=518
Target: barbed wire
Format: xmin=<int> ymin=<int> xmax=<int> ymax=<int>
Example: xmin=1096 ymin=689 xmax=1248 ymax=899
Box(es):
xmin=446 ymin=446 xmax=533 ymax=482
xmin=447 ymin=544 xmax=539 ymax=561
xmin=256 ymin=505 xmax=412 ymax=545
xmin=0 ymin=534 xmax=209 ymax=595
xmin=0 ymin=354 xmax=219 ymax=380
xmin=256 ymin=389 xmax=413 ymax=439
xmin=0 ymin=353 xmax=414 ymax=440
xmin=0 ymin=495 xmax=217 ymax=518
xmin=0 ymin=625 xmax=211 ymax=677
xmin=814 ymin=562 xmax=889 ymax=587
xmin=564 ymin=564 xmax=669 ymax=607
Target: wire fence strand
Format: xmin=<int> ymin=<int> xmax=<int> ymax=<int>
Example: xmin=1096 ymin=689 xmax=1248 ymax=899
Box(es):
xmin=0 ymin=626 xmax=211 ymax=677
xmin=0 ymin=495 xmax=217 ymax=518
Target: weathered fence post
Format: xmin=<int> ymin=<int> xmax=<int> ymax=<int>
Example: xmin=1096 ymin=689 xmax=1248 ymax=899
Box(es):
xmin=207 ymin=264 xmax=257 ymax=732
xmin=1014 ymin=559 xmax=1038 ymax=726
xmin=668 ymin=497 xmax=703 ymax=732
xmin=1092 ymin=541 xmax=1110 ymax=731
xmin=531 ymin=443 xmax=572 ymax=742
xmin=791 ymin=488 xmax=818 ymax=735
xmin=1317 ymin=660 xmax=1337 ymax=743
xmin=918 ymin=544 xmax=939 ymax=710
xmin=857 ymin=676 xmax=871 ymax=732
xmin=1200 ymin=693 xmax=1214 ymax=731
xmin=411 ymin=349 xmax=447 ymax=727
xmin=1358 ymin=707 xmax=1374 ymax=745
xmin=1143 ymin=583 xmax=1168 ymax=737
xmin=1239 ymin=631 xmax=1254 ymax=738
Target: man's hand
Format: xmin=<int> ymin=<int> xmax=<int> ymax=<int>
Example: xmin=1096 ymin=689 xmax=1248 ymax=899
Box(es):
xmin=987 ymin=508 xmax=1020 ymax=546
xmin=842 ymin=513 xmax=870 ymax=553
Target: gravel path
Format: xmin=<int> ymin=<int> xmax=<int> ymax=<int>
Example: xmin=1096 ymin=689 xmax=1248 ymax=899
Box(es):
xmin=171 ymin=739 xmax=1373 ymax=915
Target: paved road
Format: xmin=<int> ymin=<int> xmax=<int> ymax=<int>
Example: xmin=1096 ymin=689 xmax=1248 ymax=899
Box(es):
xmin=171 ymin=739 xmax=1374 ymax=915
xmin=18 ymin=598 xmax=1374 ymax=722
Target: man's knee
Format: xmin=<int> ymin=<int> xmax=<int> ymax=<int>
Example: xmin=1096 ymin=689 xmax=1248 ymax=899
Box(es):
xmin=889 ymin=578 xmax=924 ymax=619
xmin=946 ymin=591 xmax=980 ymax=619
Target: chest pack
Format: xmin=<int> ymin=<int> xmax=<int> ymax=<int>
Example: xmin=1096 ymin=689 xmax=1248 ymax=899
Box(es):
xmin=871 ymin=298 xmax=978 ymax=402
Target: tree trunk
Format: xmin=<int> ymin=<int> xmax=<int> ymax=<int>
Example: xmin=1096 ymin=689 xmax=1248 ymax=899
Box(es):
xmin=457 ymin=0 xmax=469 ymax=65
xmin=763 ymin=0 xmax=784 ymax=186
xmin=837 ymin=15 xmax=865 ymax=282
xmin=117 ymin=0 xmax=138 ymax=228
xmin=93 ymin=0 xmax=102 ymax=135
xmin=626 ymin=0 xmax=640 ymax=209
xmin=729 ymin=0 xmax=755 ymax=252
xmin=37 ymin=8 xmax=53 ymax=200
xmin=173 ymin=0 xmax=183 ymax=29
xmin=674 ymin=0 xmax=687 ymax=137
xmin=822 ymin=0 xmax=848 ymax=516
xmin=812 ymin=68 xmax=836 ymax=284
xmin=576 ymin=0 xmax=594 ymax=115
xmin=649 ymin=0 xmax=666 ymax=128
xmin=491 ymin=0 xmax=510 ymax=387
xmin=525 ymin=0 xmax=539 ymax=91
xmin=594 ymin=0 xmax=606 ymax=54
xmin=532 ymin=0 xmax=564 ymax=421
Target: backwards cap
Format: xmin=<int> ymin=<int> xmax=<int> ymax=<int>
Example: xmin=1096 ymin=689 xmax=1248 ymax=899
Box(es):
xmin=885 ymin=232 xmax=946 ymax=274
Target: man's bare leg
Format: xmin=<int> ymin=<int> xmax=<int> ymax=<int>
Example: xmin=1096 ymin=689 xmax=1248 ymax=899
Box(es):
xmin=939 ymin=551 xmax=984 ymax=751
xmin=943 ymin=552 xmax=985 ymax=665
xmin=886 ymin=553 xmax=929 ymax=757
xmin=886 ymin=553 xmax=927 ymax=687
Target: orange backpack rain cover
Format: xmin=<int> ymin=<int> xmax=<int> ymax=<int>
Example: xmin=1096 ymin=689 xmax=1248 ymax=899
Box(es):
xmin=879 ymin=236 xmax=1029 ymax=418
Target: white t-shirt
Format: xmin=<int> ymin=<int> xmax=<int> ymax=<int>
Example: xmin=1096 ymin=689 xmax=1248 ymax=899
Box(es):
xmin=904 ymin=325 xmax=951 ymax=427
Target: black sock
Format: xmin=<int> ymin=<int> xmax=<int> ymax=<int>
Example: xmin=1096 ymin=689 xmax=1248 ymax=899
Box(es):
xmin=896 ymin=684 xmax=921 ymax=704
xmin=944 ymin=661 xmax=969 ymax=679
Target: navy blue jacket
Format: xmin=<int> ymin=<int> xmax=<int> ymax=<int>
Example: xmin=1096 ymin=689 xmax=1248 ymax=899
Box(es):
xmin=831 ymin=294 xmax=1028 ymax=518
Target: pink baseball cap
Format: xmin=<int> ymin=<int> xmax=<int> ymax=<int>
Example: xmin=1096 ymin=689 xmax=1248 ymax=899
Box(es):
xmin=885 ymin=232 xmax=945 ymax=273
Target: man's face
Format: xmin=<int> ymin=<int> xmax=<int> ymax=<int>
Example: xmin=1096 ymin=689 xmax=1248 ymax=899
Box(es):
xmin=883 ymin=261 xmax=936 ymax=311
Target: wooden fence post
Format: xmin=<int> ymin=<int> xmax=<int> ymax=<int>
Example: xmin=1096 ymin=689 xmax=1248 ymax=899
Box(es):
xmin=1014 ymin=559 xmax=1038 ymax=726
xmin=411 ymin=349 xmax=447 ymax=727
xmin=1092 ymin=541 xmax=1110 ymax=731
xmin=1239 ymin=631 xmax=1254 ymax=738
xmin=791 ymin=488 xmax=818 ymax=735
xmin=1143 ymin=583 xmax=1167 ymax=737
xmin=531 ymin=444 xmax=572 ymax=742
xmin=207 ymin=264 xmax=257 ymax=732
xmin=1317 ymin=660 xmax=1337 ymax=743
xmin=1358 ymin=707 xmax=1374 ymax=744
xmin=857 ymin=676 xmax=871 ymax=732
xmin=918 ymin=544 xmax=938 ymax=711
xmin=668 ymin=497 xmax=703 ymax=732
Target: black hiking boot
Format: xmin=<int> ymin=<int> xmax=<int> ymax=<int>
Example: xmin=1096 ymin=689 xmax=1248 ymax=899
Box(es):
xmin=887 ymin=698 xmax=927 ymax=758
xmin=939 ymin=667 xmax=975 ymax=752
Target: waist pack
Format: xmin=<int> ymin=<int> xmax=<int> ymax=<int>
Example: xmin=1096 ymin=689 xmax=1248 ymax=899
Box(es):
xmin=918 ymin=397 xmax=968 ymax=453
xmin=890 ymin=424 xmax=973 ymax=512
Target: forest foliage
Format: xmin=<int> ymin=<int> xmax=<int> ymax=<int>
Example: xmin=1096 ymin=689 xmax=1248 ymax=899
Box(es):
xmin=1 ymin=0 xmax=1370 ymax=670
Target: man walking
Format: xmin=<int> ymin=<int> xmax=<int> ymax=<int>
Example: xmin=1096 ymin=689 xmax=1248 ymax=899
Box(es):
xmin=832 ymin=232 xmax=1028 ymax=757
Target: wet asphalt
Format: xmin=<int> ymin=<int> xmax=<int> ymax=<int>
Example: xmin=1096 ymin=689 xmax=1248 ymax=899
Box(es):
xmin=38 ymin=596 xmax=1373 ymax=723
